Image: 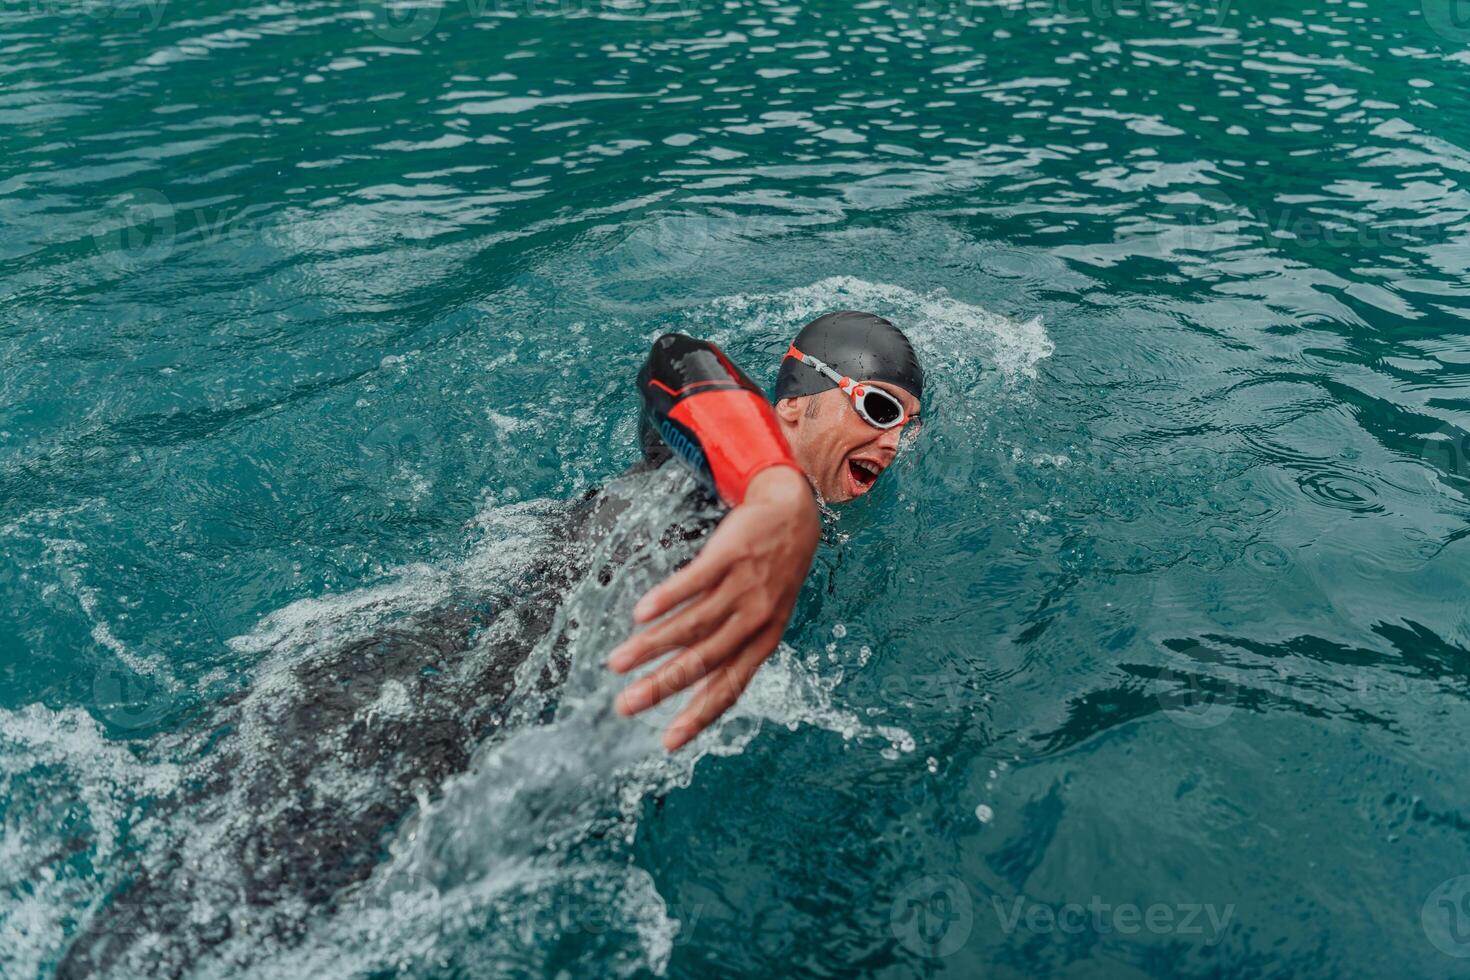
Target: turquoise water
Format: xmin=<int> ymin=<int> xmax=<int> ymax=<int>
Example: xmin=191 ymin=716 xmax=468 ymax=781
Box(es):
xmin=5 ymin=0 xmax=1470 ymax=975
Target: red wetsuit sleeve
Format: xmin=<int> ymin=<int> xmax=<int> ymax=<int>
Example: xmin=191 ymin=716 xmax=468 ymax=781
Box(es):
xmin=637 ymin=334 xmax=803 ymax=506
xmin=667 ymin=389 xmax=800 ymax=505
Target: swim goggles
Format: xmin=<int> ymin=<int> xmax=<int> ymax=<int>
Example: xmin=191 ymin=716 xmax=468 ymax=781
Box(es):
xmin=783 ymin=343 xmax=914 ymax=431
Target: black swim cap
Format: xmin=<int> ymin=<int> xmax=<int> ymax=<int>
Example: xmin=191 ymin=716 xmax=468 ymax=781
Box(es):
xmin=775 ymin=310 xmax=924 ymax=401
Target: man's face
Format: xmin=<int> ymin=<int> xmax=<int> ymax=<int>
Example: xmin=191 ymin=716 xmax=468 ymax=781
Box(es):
xmin=775 ymin=381 xmax=922 ymax=503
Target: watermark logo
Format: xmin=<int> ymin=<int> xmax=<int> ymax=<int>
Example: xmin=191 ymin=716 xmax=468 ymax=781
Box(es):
xmin=1131 ymin=187 xmax=1450 ymax=265
xmin=860 ymin=668 xmax=968 ymax=714
xmin=25 ymin=0 xmax=169 ymax=29
xmin=993 ymin=895 xmax=1234 ymax=943
xmin=1156 ymin=643 xmax=1237 ymax=730
xmin=1260 ymin=207 xmax=1438 ymax=253
xmin=1145 ymin=188 xmax=1236 ymax=263
xmin=92 ymin=188 xmax=176 ymax=274
xmin=1419 ymin=422 xmax=1470 ymax=490
xmin=890 ymin=874 xmax=973 ymax=958
xmin=356 ymin=869 xmax=457 ymax=971
xmin=664 ymin=883 xmax=712 ymax=949
xmin=1423 ymin=875 xmax=1470 ymax=958
xmin=353 ymin=415 xmax=449 ymax=501
xmin=639 ymin=211 xmax=719 ymax=271
xmin=359 ymin=0 xmax=442 ymax=41
xmin=1423 ymin=0 xmax=1470 ymax=44
xmin=91 ymin=664 xmax=172 ymax=731
xmin=495 ymin=878 xmax=708 ymax=952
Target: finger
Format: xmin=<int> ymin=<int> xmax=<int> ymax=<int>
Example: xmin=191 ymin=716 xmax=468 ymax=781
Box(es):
xmin=663 ymin=623 xmax=782 ymax=751
xmin=607 ymin=588 xmax=731 ymax=673
xmin=632 ymin=537 xmax=734 ymax=624
xmin=615 ymin=612 xmax=749 ymax=717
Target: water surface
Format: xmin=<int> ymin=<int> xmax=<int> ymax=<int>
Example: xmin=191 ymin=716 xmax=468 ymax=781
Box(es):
xmin=4 ymin=0 xmax=1470 ymax=976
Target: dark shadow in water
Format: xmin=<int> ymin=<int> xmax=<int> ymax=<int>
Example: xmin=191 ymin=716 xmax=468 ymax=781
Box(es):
xmin=1027 ymin=620 xmax=1470 ymax=760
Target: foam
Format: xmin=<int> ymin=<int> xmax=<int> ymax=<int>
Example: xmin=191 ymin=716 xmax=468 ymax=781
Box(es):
xmin=77 ymin=586 xmax=178 ymax=690
xmin=0 ymin=706 xmax=181 ymax=980
xmin=139 ymin=466 xmax=916 ymax=978
xmin=697 ymin=276 xmax=1053 ymax=383
xmin=300 ymin=466 xmax=913 ymax=976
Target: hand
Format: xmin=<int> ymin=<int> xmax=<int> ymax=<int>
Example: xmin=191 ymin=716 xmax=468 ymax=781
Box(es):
xmin=607 ymin=465 xmax=820 ymax=751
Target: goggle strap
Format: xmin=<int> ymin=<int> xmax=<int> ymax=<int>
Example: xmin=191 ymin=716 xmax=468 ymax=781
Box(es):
xmin=787 ymin=343 xmax=909 ymax=429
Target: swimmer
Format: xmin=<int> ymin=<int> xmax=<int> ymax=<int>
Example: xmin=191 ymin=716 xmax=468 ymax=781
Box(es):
xmin=58 ymin=309 xmax=924 ymax=978
xmin=609 ymin=310 xmax=925 ymax=750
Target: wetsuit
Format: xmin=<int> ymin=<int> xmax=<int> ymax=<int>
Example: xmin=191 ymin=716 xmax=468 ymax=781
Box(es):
xmin=59 ymin=336 xmax=797 ymax=978
xmin=637 ymin=332 xmax=801 ymax=505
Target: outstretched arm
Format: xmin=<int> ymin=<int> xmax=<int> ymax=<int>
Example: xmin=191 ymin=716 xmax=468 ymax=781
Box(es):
xmin=610 ymin=334 xmax=820 ymax=750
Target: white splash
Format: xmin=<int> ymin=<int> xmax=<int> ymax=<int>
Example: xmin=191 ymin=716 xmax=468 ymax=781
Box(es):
xmin=224 ymin=466 xmax=911 ymax=978
xmin=0 ymin=706 xmax=182 ymax=980
xmin=698 ymin=276 xmax=1054 ymax=383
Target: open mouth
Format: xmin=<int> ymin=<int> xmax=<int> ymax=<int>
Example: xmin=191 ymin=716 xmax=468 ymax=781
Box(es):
xmin=846 ymin=457 xmax=882 ymax=496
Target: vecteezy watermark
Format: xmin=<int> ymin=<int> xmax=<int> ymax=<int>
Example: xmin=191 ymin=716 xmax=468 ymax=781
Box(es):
xmin=349 ymin=869 xmax=456 ymax=973
xmin=1130 ymin=187 xmax=1451 ymax=267
xmin=1419 ymin=421 xmax=1470 ymax=489
xmin=1422 ymin=875 xmax=1470 ymax=958
xmin=601 ymin=209 xmax=780 ymax=285
xmin=358 ymin=0 xmax=442 ymax=42
xmin=1422 ymin=0 xmax=1470 ymax=45
xmin=640 ymin=211 xmax=719 ymax=272
xmin=18 ymin=0 xmax=169 ymax=30
xmin=890 ymin=877 xmax=1235 ymax=958
xmin=1256 ymin=206 xmax=1449 ymax=252
xmin=1137 ymin=188 xmax=1237 ymax=264
xmin=352 ymin=414 xmax=451 ymax=502
xmin=891 ymin=875 xmax=974 ymax=958
xmin=609 ymin=638 xmax=765 ymax=743
xmin=92 ymin=188 xmax=176 ymax=274
xmin=91 ymin=663 xmax=173 ymax=731
xmin=90 ymin=188 xmax=447 ymax=276
xmin=853 ymin=667 xmax=969 ymax=714
xmin=1155 ymin=642 xmax=1238 ymax=730
xmin=992 ymin=895 xmax=1234 ymax=943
